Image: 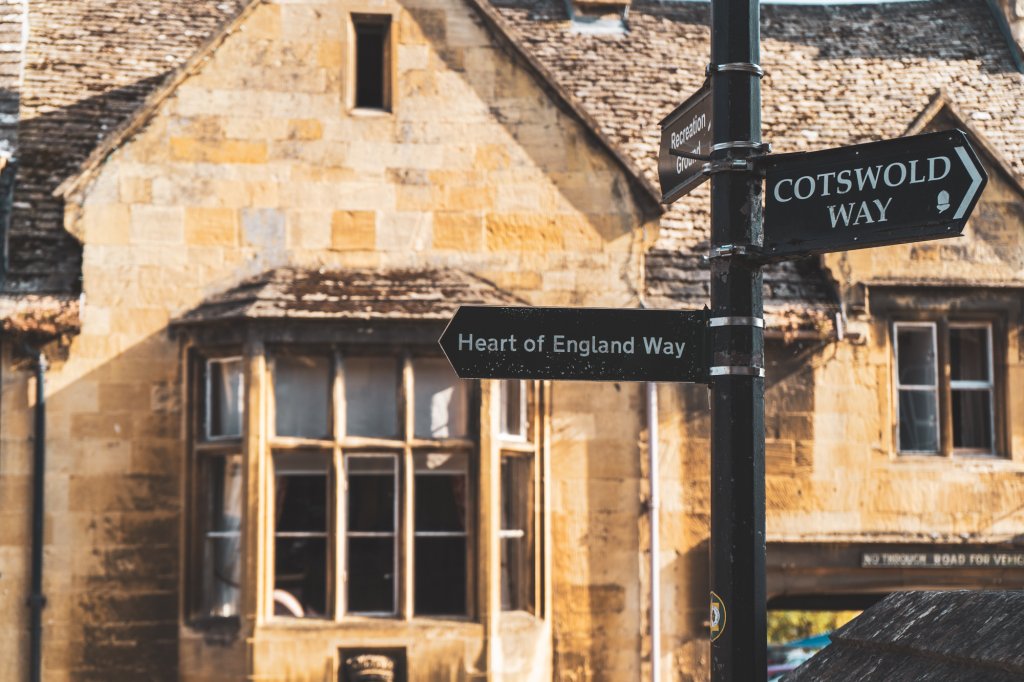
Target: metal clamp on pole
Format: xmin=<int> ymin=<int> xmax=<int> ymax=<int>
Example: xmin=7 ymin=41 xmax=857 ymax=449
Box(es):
xmin=708 ymin=243 xmax=763 ymax=260
xmin=711 ymin=141 xmax=771 ymax=154
xmin=709 ymin=366 xmax=766 ymax=378
xmin=706 ymin=62 xmax=766 ymax=78
xmin=708 ymin=316 xmax=764 ymax=329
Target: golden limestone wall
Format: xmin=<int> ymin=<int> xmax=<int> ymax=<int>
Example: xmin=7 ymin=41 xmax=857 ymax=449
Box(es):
xmin=0 ymin=0 xmax=654 ymax=680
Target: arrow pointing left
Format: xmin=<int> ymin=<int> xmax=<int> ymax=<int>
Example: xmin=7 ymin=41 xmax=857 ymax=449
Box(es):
xmin=439 ymin=306 xmax=710 ymax=383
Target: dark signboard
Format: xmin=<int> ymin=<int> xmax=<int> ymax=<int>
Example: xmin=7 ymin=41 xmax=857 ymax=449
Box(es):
xmin=763 ymin=130 xmax=988 ymax=258
xmin=658 ymin=81 xmax=713 ymax=204
xmin=439 ymin=306 xmax=709 ymax=383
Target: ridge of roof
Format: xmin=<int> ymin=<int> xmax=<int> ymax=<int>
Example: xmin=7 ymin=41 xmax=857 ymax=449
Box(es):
xmin=906 ymin=89 xmax=1024 ymax=199
xmin=55 ymin=0 xmax=264 ymax=204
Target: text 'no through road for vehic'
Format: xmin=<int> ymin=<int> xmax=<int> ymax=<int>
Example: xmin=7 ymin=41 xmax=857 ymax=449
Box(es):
xmin=439 ymin=306 xmax=709 ymax=383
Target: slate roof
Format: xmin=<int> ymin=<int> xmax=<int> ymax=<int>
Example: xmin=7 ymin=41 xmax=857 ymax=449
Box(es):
xmin=5 ymin=0 xmax=248 ymax=295
xmin=174 ymin=267 xmax=527 ymax=324
xmin=489 ymin=0 xmax=1024 ymax=319
xmin=787 ymin=590 xmax=1024 ymax=680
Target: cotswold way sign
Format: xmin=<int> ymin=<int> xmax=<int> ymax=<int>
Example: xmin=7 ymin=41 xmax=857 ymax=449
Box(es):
xmin=763 ymin=130 xmax=988 ymax=258
xmin=439 ymin=306 xmax=709 ymax=383
xmin=658 ymin=81 xmax=713 ymax=203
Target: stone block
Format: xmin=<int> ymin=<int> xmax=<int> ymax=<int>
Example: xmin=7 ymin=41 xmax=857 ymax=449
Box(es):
xmin=119 ymin=177 xmax=153 ymax=204
xmin=331 ymin=210 xmax=376 ymax=250
xmin=83 ymin=204 xmax=131 ymax=246
xmin=130 ymin=205 xmax=184 ymax=245
xmin=317 ymin=40 xmax=343 ymax=70
xmin=170 ymin=137 xmax=268 ymax=164
xmin=184 ymin=207 xmax=239 ymax=247
xmin=376 ymin=211 xmax=432 ymax=251
xmin=486 ymin=213 xmax=564 ymax=252
xmin=287 ymin=118 xmax=323 ymax=141
xmin=287 ymin=209 xmax=332 ymax=249
xmin=71 ymin=413 xmax=133 ymax=440
xmin=433 ymin=211 xmax=483 ymax=250
xmin=243 ymin=3 xmax=281 ymax=39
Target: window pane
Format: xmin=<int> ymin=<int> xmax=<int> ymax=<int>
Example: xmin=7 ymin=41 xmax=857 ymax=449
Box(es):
xmin=896 ymin=327 xmax=936 ymax=386
xmin=275 ymin=537 xmax=327 ymax=618
xmin=500 ymin=380 xmax=526 ymax=438
xmin=414 ymin=358 xmax=469 ymax=439
xmin=274 ymin=355 xmax=331 ymax=439
xmin=199 ymin=454 xmax=242 ymax=617
xmin=950 ymin=327 xmax=990 ymax=382
xmin=415 ymin=476 xmax=467 ymax=532
xmin=952 ymin=390 xmax=993 ymax=451
xmin=348 ymin=537 xmax=395 ymax=613
xmin=273 ymin=453 xmax=329 ymax=618
xmin=414 ymin=537 xmax=466 ymax=615
xmin=207 ymin=359 xmax=243 ymax=439
xmin=274 ymin=454 xmax=328 ymax=534
xmin=500 ymin=456 xmax=535 ymax=613
xmin=898 ymin=390 xmax=939 ymax=453
xmin=344 ymin=357 xmax=399 ymax=438
xmin=347 ymin=458 xmax=396 ymax=533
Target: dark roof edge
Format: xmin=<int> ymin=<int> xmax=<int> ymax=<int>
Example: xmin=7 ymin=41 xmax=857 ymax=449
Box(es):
xmin=465 ymin=0 xmax=665 ymax=219
xmin=905 ymin=89 xmax=1024 ymax=198
xmin=54 ymin=0 xmax=264 ymax=204
xmin=984 ymin=0 xmax=1024 ymax=74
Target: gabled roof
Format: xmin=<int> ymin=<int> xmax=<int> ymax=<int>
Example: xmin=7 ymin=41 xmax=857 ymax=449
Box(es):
xmin=489 ymin=0 xmax=1024 ymax=315
xmin=174 ymin=267 xmax=527 ymax=325
xmin=4 ymin=0 xmax=249 ymax=294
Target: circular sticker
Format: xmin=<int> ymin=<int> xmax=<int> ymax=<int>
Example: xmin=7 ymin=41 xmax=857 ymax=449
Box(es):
xmin=710 ymin=591 xmax=727 ymax=642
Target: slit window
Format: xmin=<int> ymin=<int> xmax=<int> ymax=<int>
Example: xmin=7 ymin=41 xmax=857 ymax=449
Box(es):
xmin=353 ymin=15 xmax=391 ymax=111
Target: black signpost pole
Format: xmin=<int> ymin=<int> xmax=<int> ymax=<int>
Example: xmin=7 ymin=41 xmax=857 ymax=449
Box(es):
xmin=708 ymin=0 xmax=766 ymax=679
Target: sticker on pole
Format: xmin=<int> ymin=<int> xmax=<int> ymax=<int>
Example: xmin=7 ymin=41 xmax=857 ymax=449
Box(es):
xmin=710 ymin=591 xmax=727 ymax=641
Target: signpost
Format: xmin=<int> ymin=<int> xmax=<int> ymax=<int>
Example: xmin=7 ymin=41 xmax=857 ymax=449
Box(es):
xmin=440 ymin=2 xmax=988 ymax=679
xmin=763 ymin=130 xmax=988 ymax=258
xmin=439 ymin=305 xmax=709 ymax=383
xmin=658 ymin=80 xmax=713 ymax=203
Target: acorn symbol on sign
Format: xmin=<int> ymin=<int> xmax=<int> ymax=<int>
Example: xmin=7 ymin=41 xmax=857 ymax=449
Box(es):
xmin=937 ymin=190 xmax=950 ymax=213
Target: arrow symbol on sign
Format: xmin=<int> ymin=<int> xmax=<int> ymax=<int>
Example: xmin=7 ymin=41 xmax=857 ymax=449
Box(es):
xmin=954 ymin=145 xmax=984 ymax=220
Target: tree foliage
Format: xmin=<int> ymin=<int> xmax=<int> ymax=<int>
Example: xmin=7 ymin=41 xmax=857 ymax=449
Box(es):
xmin=767 ymin=610 xmax=860 ymax=644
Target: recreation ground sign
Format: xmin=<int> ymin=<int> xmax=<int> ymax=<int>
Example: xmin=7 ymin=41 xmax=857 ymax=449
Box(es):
xmin=763 ymin=130 xmax=988 ymax=258
xmin=658 ymin=81 xmax=713 ymax=203
xmin=439 ymin=306 xmax=709 ymax=383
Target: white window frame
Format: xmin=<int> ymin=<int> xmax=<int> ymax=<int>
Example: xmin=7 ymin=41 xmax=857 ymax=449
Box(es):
xmin=893 ymin=322 xmax=940 ymax=455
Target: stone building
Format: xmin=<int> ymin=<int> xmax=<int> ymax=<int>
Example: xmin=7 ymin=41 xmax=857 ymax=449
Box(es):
xmin=0 ymin=1 xmax=1021 ymax=681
